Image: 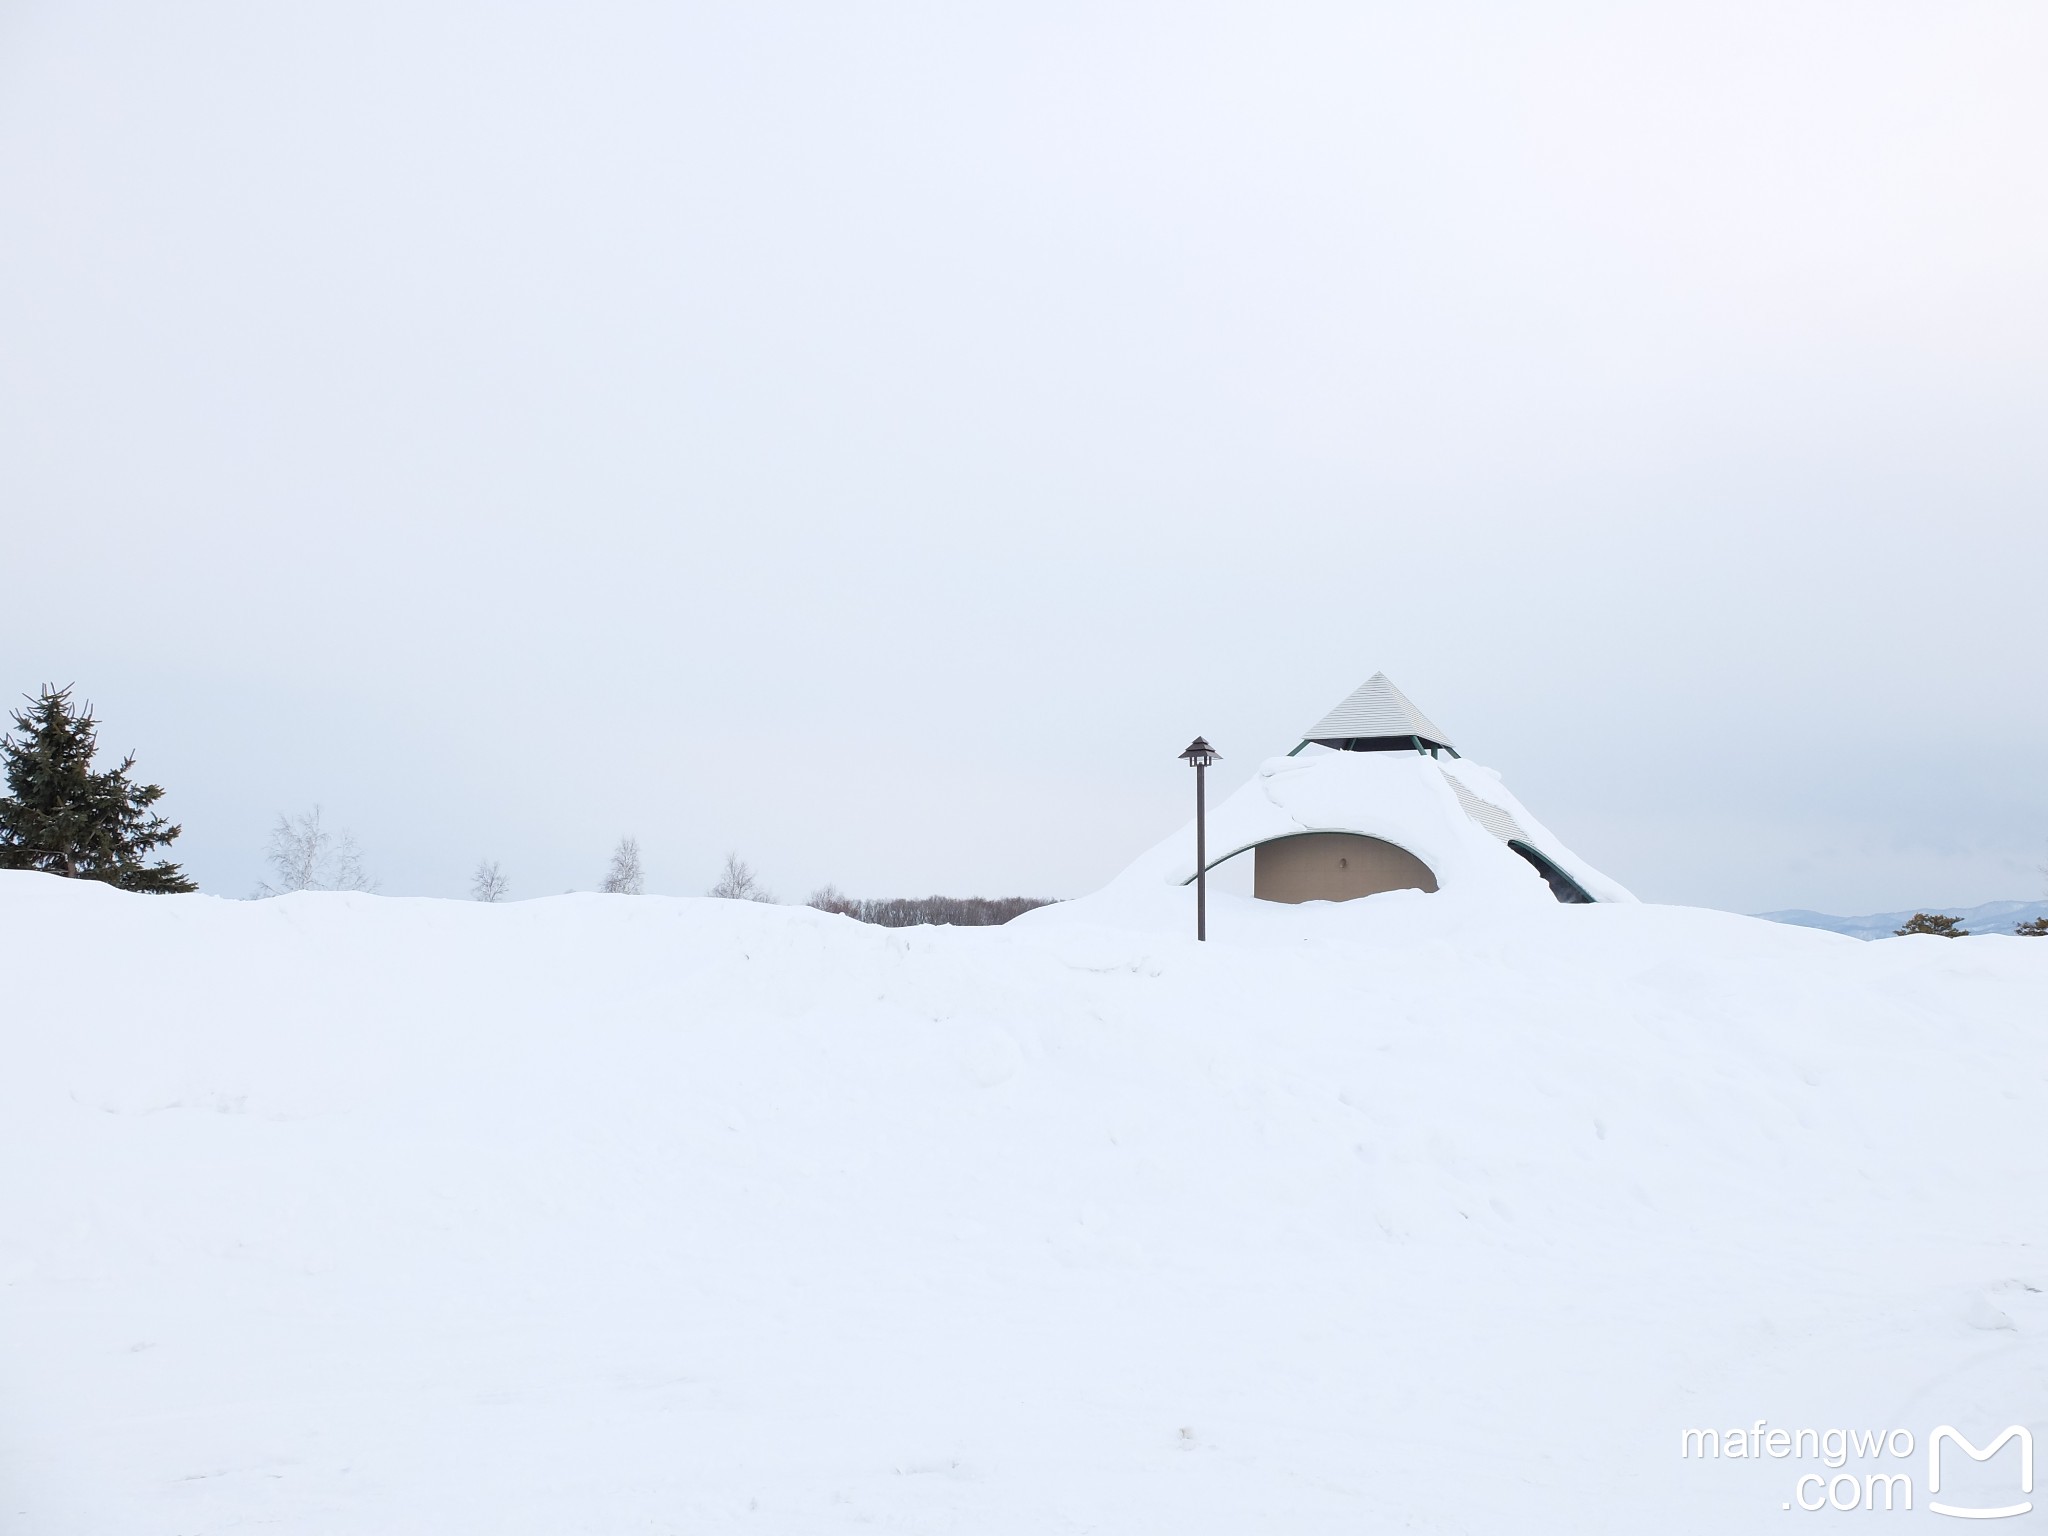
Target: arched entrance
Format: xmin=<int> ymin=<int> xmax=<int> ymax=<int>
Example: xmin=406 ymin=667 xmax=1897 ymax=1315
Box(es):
xmin=1250 ymin=832 xmax=1438 ymax=904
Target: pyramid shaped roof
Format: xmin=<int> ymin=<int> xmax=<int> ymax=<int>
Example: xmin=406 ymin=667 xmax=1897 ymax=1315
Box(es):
xmin=1302 ymin=672 xmax=1455 ymax=751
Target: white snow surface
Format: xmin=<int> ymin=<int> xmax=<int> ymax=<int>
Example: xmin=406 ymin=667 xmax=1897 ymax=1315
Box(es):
xmin=5 ymin=869 xmax=2048 ymax=1532
xmin=1107 ymin=748 xmax=1634 ymax=906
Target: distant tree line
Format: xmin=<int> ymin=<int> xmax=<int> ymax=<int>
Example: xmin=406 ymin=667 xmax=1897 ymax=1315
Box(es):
xmin=805 ymin=886 xmax=1053 ymax=927
xmin=6 ymin=681 xmax=2043 ymax=930
xmin=0 ymin=684 xmax=1052 ymax=912
xmin=1895 ymin=912 xmax=2048 ymax=938
xmin=98 ymin=677 xmax=2048 ymax=939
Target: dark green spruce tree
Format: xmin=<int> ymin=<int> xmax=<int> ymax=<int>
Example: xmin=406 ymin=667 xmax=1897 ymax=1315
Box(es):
xmin=0 ymin=685 xmax=197 ymax=893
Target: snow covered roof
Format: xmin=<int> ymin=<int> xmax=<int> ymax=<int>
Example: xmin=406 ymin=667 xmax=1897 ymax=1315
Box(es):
xmin=1098 ymin=747 xmax=1632 ymax=910
xmin=1302 ymin=672 xmax=1455 ymax=751
xmin=1088 ymin=672 xmax=1633 ymax=914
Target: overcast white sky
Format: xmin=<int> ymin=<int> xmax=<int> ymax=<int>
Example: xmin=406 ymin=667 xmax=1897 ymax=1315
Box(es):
xmin=2 ymin=1 xmax=2043 ymax=913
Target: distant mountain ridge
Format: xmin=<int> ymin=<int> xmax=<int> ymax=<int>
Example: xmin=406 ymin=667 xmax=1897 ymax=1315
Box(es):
xmin=1757 ymin=899 xmax=2048 ymax=941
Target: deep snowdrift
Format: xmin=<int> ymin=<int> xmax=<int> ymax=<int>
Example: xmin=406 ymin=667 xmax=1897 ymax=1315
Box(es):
xmin=4 ymin=871 xmax=2046 ymax=1532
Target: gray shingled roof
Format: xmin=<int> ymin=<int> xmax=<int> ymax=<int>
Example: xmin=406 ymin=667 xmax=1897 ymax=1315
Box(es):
xmin=1302 ymin=672 xmax=1455 ymax=748
xmin=1441 ymin=769 xmax=1525 ymax=843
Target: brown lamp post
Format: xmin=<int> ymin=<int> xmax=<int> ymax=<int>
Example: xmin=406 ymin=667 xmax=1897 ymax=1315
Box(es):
xmin=1178 ymin=736 xmax=1219 ymax=940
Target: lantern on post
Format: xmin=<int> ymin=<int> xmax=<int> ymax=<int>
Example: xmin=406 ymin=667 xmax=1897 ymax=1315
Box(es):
xmin=1178 ymin=736 xmax=1219 ymax=940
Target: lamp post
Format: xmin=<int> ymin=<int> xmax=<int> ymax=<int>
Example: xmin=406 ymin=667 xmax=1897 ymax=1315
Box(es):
xmin=1178 ymin=736 xmax=1219 ymax=940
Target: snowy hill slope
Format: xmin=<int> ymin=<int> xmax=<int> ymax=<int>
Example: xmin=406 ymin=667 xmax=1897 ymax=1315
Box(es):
xmin=4 ymin=871 xmax=2047 ymax=1533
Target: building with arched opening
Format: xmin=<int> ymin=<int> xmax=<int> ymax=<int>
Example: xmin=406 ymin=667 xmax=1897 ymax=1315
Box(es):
xmin=1104 ymin=673 xmax=1632 ymax=910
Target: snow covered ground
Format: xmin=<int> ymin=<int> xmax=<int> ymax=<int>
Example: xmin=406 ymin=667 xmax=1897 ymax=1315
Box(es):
xmin=5 ymin=869 xmax=2047 ymax=1532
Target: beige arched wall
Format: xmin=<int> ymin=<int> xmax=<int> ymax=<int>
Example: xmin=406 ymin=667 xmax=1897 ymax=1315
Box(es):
xmin=1251 ymin=832 xmax=1438 ymax=904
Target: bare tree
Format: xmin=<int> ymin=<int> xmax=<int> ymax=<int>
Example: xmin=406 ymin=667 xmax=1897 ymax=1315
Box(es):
xmin=601 ymin=835 xmax=644 ymax=895
xmin=710 ymin=851 xmax=773 ymax=902
xmin=255 ymin=806 xmax=375 ymax=896
xmin=471 ymin=859 xmax=510 ymax=902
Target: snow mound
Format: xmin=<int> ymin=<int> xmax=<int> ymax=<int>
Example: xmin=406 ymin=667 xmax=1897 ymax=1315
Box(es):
xmin=3 ymin=870 xmax=2046 ymax=1533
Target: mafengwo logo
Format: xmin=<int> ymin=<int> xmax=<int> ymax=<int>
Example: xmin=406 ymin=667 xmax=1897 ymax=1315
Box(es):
xmin=1681 ymin=1421 xmax=2034 ymax=1516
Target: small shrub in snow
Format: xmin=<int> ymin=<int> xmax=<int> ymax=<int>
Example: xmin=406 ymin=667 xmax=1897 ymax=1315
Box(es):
xmin=2016 ymin=916 xmax=2048 ymax=937
xmin=1894 ymin=912 xmax=1967 ymax=938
